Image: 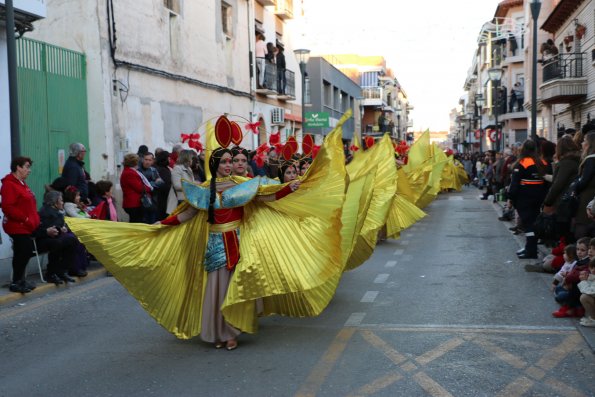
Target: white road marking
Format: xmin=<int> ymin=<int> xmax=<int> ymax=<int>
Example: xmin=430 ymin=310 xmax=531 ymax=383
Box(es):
xmin=448 ymin=196 xmax=464 ymax=200
xmin=385 ymin=260 xmax=397 ymax=268
xmin=374 ymin=274 xmax=389 ymax=284
xmin=345 ymin=312 xmax=366 ymax=326
xmin=393 ymin=249 xmax=404 ymax=256
xmin=361 ymin=291 xmax=379 ymax=303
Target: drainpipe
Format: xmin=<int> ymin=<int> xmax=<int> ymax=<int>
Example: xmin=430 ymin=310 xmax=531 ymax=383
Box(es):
xmin=5 ymin=0 xmax=21 ymax=157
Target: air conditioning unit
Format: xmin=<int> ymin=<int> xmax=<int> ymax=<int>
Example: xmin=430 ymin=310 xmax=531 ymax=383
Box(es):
xmin=271 ymin=107 xmax=285 ymax=124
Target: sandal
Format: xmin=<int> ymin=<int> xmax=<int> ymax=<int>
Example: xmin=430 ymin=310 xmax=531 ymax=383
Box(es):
xmin=226 ymin=339 xmax=238 ymax=351
xmin=215 ymin=342 xmax=224 ymax=349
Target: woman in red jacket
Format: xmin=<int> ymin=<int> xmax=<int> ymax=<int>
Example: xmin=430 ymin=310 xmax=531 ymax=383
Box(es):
xmin=1 ymin=157 xmax=42 ymax=293
xmin=120 ymin=153 xmax=152 ymax=223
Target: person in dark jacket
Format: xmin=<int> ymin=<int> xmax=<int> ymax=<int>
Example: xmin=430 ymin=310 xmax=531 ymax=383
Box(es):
xmin=508 ymin=139 xmax=548 ymax=259
xmin=36 ymin=191 xmax=77 ymax=284
xmin=154 ymin=151 xmax=172 ymax=221
xmin=1 ymin=157 xmax=40 ymax=293
xmin=542 ymin=135 xmax=580 ymax=241
xmin=276 ymin=45 xmax=286 ymax=94
xmin=62 ymin=142 xmax=89 ymax=203
xmin=573 ymin=132 xmax=595 ymax=239
xmin=138 ymin=152 xmax=163 ymax=224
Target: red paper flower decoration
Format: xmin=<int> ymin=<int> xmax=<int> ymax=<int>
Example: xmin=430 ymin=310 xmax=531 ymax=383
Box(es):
xmin=349 ymin=145 xmax=360 ymax=152
xmin=364 ymin=136 xmax=375 ymax=149
xmin=269 ymin=132 xmax=281 ymax=146
xmin=245 ymin=121 xmax=261 ymax=134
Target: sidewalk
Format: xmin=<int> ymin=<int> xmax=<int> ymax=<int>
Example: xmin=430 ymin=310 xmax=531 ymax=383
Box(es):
xmin=491 ymin=195 xmax=595 ymax=352
xmin=0 ymin=256 xmax=107 ymax=306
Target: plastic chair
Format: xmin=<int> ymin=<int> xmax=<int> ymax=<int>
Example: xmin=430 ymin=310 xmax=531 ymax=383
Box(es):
xmin=9 ymin=237 xmax=47 ymax=283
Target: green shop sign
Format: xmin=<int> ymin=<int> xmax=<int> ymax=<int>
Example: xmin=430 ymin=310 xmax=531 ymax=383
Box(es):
xmin=305 ymin=112 xmax=330 ymax=128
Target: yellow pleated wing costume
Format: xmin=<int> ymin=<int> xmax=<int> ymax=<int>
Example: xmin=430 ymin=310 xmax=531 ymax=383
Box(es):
xmin=341 ymin=134 xmax=397 ymax=271
xmin=67 ymin=120 xmax=348 ymax=339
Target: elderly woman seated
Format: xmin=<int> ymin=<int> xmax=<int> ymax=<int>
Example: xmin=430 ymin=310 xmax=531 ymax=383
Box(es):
xmin=36 ymin=191 xmax=79 ymax=284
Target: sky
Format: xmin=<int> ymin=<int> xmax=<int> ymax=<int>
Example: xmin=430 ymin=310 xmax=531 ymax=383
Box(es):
xmin=300 ymin=0 xmax=504 ymax=132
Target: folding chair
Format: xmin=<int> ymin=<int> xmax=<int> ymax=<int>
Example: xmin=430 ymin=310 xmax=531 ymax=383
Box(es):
xmin=9 ymin=237 xmax=47 ymax=283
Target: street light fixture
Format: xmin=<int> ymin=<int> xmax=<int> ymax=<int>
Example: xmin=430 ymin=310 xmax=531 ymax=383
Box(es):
xmin=488 ymin=67 xmax=503 ymax=151
xmin=294 ymin=48 xmax=311 ymax=137
xmin=475 ymin=93 xmax=485 ymax=154
xmin=530 ymin=0 xmax=541 ymax=141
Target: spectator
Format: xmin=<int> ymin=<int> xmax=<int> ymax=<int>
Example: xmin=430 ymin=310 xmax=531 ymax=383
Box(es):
xmin=89 ymin=180 xmax=118 ymax=221
xmin=120 ymin=153 xmax=152 ymax=223
xmin=266 ymin=148 xmax=280 ymax=179
xmin=169 ymin=143 xmax=183 ymax=168
xmin=276 ymin=44 xmax=286 ymax=94
xmin=255 ymin=33 xmax=266 ymax=88
xmin=578 ymin=259 xmax=595 ymax=327
xmin=171 ymin=149 xmax=195 ymax=204
xmin=1 ymin=157 xmax=39 ymax=293
xmin=573 ymin=132 xmax=595 ymax=239
xmin=62 ymin=142 xmax=89 ymax=203
xmin=552 ymin=237 xmax=593 ymax=318
xmin=154 ymin=151 xmax=172 ymax=221
xmin=137 ymin=145 xmax=149 ymax=157
xmin=509 ymin=139 xmax=547 ymax=259
xmin=36 ymin=191 xmax=77 ymax=284
xmin=63 ymin=185 xmax=90 ymax=219
xmin=138 ymin=152 xmax=164 ymax=224
xmin=542 ymin=136 xmax=580 ymax=241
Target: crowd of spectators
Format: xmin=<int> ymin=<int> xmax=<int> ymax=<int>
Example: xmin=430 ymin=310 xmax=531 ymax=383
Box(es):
xmin=464 ymin=124 xmax=595 ymax=327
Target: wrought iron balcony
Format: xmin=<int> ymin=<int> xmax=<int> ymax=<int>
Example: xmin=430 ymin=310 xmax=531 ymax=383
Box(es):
xmin=276 ymin=69 xmax=296 ymax=100
xmin=540 ymin=53 xmax=587 ymax=104
xmin=256 ymin=60 xmax=277 ymax=95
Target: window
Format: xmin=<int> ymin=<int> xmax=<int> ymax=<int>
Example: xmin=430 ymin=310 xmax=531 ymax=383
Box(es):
xmin=222 ymin=2 xmax=232 ymax=39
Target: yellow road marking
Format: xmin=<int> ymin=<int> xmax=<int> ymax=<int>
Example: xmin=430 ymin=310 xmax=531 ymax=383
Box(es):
xmin=346 ymin=373 xmax=403 ymax=397
xmin=472 ymin=337 xmax=527 ymax=369
xmin=535 ymin=334 xmax=582 ymax=371
xmin=294 ymin=327 xmax=356 ymax=397
xmin=415 ymin=337 xmax=464 ymax=365
xmin=545 ymin=378 xmax=588 ymax=397
xmin=496 ymin=376 xmax=534 ymax=397
xmin=360 ymin=330 xmax=408 ymax=364
xmin=412 ymin=371 xmax=454 ymax=397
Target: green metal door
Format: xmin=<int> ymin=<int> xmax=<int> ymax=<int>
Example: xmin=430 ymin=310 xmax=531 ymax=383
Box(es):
xmin=16 ymin=38 xmax=89 ymax=202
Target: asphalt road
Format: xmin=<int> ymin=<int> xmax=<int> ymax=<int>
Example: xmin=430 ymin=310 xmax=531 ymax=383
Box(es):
xmin=1 ymin=187 xmax=594 ymax=397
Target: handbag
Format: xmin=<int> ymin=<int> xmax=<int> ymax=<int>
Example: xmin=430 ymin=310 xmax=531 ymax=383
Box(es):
xmin=166 ymin=186 xmax=178 ymax=214
xmin=557 ymin=183 xmax=579 ymax=222
xmin=141 ymin=190 xmax=155 ymax=210
xmin=533 ymin=212 xmax=557 ymax=240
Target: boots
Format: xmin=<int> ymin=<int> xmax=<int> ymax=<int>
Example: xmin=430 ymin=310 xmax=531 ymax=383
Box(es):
xmin=518 ymin=236 xmax=538 ymax=259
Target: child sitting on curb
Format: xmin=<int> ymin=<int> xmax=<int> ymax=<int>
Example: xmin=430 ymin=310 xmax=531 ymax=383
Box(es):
xmin=578 ymin=259 xmax=595 ymax=327
xmin=525 ymin=237 xmax=566 ymax=273
xmin=552 ymin=237 xmax=593 ymax=318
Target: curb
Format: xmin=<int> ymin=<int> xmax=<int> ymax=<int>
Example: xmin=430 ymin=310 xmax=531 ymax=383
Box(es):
xmin=0 ymin=267 xmax=107 ymax=306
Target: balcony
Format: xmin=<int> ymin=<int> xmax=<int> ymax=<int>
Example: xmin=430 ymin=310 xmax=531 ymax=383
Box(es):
xmin=274 ymin=0 xmax=293 ymax=19
xmin=540 ymin=53 xmax=587 ymax=104
xmin=361 ymin=86 xmax=387 ymax=107
xmin=276 ymin=69 xmax=296 ymax=100
xmin=256 ymin=60 xmax=277 ymax=95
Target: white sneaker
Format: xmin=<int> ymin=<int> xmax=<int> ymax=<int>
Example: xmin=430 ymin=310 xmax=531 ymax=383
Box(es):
xmin=580 ymin=317 xmax=595 ymax=327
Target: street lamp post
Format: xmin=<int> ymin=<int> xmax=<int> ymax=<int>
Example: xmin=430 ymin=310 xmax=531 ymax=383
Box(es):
xmin=488 ymin=67 xmax=503 ymax=151
xmin=294 ymin=48 xmax=311 ymax=137
xmin=475 ymin=94 xmax=485 ymax=154
xmin=530 ymin=0 xmax=541 ymax=141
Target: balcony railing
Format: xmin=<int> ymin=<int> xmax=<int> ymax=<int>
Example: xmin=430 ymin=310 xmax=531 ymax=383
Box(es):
xmin=543 ymin=53 xmax=585 ymax=83
xmin=276 ymin=69 xmax=295 ymax=99
xmin=256 ymin=60 xmax=277 ymax=94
